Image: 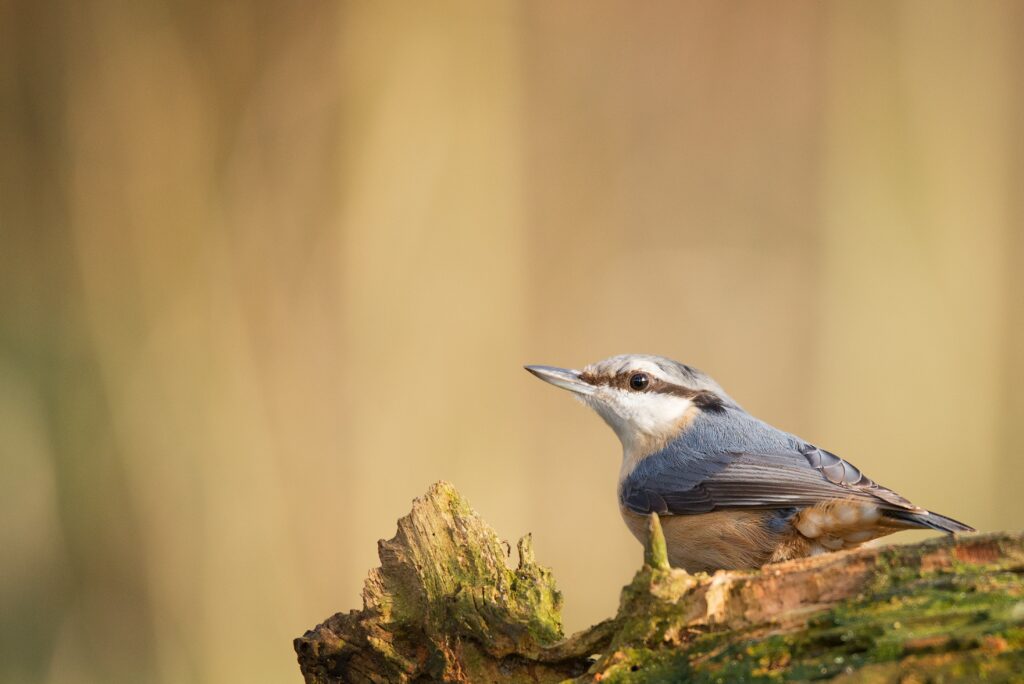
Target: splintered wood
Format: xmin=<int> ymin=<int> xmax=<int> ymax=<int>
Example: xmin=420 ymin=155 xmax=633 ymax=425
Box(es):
xmin=296 ymin=482 xmax=1024 ymax=683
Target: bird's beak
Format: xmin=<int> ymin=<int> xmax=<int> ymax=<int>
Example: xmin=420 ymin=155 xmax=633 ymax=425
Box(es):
xmin=524 ymin=365 xmax=596 ymax=396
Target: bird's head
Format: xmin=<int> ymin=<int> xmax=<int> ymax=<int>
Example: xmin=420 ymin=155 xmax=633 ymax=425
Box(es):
xmin=525 ymin=354 xmax=733 ymax=455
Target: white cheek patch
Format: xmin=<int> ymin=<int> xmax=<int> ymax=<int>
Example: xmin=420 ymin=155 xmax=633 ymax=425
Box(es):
xmin=594 ymin=388 xmax=693 ymax=444
xmin=622 ymin=391 xmax=692 ymax=433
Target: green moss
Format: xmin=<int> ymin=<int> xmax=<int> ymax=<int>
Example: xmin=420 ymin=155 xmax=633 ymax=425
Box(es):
xmin=298 ymin=482 xmax=1024 ymax=684
xmin=594 ymin=556 xmax=1024 ymax=682
xmin=644 ymin=513 xmax=670 ymax=571
xmin=511 ymin=535 xmax=565 ymax=645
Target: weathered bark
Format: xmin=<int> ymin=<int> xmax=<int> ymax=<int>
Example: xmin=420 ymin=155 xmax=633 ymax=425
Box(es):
xmin=295 ymin=482 xmax=1024 ymax=682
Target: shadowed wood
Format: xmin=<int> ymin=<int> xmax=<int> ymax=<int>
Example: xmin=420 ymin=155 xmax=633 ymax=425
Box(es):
xmin=296 ymin=482 xmax=1024 ymax=683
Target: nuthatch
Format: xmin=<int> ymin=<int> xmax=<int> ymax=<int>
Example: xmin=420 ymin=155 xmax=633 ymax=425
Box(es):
xmin=526 ymin=354 xmax=973 ymax=573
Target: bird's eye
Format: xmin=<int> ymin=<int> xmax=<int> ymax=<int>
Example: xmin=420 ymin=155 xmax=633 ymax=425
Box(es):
xmin=628 ymin=372 xmax=650 ymax=391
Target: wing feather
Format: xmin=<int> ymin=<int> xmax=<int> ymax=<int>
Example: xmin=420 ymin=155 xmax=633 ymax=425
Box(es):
xmin=620 ymin=414 xmax=922 ymax=517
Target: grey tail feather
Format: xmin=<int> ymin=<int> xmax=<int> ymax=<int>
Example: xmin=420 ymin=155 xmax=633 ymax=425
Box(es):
xmin=886 ymin=509 xmax=975 ymax=534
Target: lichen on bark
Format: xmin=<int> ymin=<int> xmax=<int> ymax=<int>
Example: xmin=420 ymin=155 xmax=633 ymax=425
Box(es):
xmin=295 ymin=482 xmax=1024 ymax=683
xmin=295 ymin=482 xmax=571 ymax=683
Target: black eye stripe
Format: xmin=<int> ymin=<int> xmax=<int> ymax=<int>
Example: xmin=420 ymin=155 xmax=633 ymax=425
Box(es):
xmin=578 ymin=369 xmax=727 ymax=412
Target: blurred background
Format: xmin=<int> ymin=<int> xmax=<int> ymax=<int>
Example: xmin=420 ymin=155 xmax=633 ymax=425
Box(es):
xmin=2 ymin=1 xmax=1023 ymax=682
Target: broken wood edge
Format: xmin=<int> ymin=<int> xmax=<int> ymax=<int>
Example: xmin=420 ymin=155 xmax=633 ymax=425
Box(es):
xmin=295 ymin=481 xmax=1024 ymax=683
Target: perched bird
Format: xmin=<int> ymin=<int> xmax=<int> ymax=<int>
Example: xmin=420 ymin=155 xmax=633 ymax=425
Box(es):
xmin=525 ymin=354 xmax=973 ymax=573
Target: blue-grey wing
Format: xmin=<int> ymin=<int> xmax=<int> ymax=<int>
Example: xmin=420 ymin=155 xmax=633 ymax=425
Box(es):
xmin=620 ymin=411 xmax=920 ymax=517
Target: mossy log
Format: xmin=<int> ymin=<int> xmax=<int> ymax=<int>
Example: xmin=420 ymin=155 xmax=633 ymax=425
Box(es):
xmin=295 ymin=482 xmax=1024 ymax=682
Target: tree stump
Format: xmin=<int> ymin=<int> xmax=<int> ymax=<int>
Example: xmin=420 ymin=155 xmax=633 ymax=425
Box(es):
xmin=295 ymin=482 xmax=1024 ymax=682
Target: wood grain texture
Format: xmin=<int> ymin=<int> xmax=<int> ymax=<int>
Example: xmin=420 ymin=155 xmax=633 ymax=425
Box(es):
xmin=295 ymin=482 xmax=1024 ymax=683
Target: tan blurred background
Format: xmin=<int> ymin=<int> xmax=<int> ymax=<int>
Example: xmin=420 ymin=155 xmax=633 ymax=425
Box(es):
xmin=2 ymin=1 xmax=1023 ymax=682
